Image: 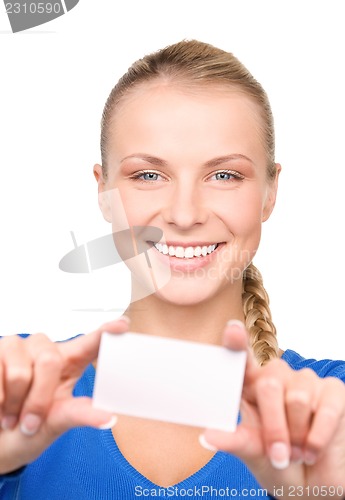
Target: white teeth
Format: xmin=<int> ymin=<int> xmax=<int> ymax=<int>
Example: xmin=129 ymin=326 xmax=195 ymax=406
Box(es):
xmin=184 ymin=247 xmax=194 ymax=259
xmin=153 ymin=243 xmax=218 ymax=259
xmin=194 ymin=246 xmax=202 ymax=257
xmin=175 ymin=246 xmax=184 ymax=258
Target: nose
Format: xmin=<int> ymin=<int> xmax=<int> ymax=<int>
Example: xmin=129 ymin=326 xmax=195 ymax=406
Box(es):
xmin=162 ymin=181 xmax=208 ymax=229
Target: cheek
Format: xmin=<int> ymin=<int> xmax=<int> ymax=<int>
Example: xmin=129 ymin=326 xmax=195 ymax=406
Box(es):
xmin=219 ymin=189 xmax=264 ymax=269
xmin=110 ymin=189 xmax=148 ymax=228
xmin=219 ymin=188 xmax=264 ymax=236
xmin=113 ymin=188 xmax=165 ymax=228
xmin=238 ymin=198 xmax=263 ymax=234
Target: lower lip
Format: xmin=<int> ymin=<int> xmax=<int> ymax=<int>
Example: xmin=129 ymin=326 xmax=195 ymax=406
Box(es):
xmin=150 ymin=243 xmax=226 ymax=272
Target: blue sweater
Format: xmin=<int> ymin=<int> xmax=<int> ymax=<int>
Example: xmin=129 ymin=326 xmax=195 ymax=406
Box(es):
xmin=1 ymin=349 xmax=345 ymax=500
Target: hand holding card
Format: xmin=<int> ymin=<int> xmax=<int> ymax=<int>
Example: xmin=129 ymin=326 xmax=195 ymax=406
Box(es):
xmin=92 ymin=332 xmax=246 ymax=431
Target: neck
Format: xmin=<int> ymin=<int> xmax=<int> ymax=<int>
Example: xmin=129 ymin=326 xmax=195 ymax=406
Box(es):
xmin=124 ymin=280 xmax=244 ymax=346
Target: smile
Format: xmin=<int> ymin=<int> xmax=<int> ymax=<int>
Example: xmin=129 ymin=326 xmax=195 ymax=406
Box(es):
xmin=153 ymin=243 xmax=220 ymax=259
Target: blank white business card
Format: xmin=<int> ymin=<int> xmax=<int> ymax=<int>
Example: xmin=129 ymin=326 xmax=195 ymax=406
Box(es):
xmin=92 ymin=332 xmax=246 ymax=431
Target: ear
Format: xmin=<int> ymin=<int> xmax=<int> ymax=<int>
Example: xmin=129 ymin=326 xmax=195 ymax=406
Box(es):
xmin=262 ymin=163 xmax=281 ymax=222
xmin=93 ymin=163 xmax=112 ymax=222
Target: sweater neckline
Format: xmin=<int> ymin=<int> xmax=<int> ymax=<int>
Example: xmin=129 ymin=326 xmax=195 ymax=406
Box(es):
xmin=102 ymin=429 xmax=226 ymax=490
xmin=101 ymin=426 xmax=228 ymax=489
xmin=86 ymin=363 xmax=228 ymax=489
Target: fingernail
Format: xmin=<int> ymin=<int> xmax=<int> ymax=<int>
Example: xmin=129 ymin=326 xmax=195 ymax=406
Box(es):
xmin=303 ymin=449 xmax=317 ymax=466
xmin=1 ymin=415 xmax=17 ymax=430
xmin=269 ymin=442 xmax=290 ymax=470
xmin=227 ymin=320 xmax=245 ymax=329
xmin=20 ymin=414 xmax=42 ymax=436
xmin=291 ymin=445 xmax=303 ymax=464
xmin=98 ymin=415 xmax=117 ymax=430
xmin=199 ymin=434 xmax=218 ymax=452
xmin=118 ymin=315 xmax=130 ymax=324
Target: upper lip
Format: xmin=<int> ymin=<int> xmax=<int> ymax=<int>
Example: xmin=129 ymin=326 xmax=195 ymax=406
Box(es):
xmin=151 ymin=241 xmax=224 ymax=248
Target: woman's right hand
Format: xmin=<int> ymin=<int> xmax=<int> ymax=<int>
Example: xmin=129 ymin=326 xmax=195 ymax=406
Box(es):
xmin=0 ymin=317 xmax=129 ymax=474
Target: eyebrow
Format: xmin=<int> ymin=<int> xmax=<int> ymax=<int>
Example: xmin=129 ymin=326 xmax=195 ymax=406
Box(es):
xmin=121 ymin=154 xmax=168 ymax=168
xmin=120 ymin=153 xmax=254 ymax=168
xmin=204 ymin=154 xmax=254 ymax=168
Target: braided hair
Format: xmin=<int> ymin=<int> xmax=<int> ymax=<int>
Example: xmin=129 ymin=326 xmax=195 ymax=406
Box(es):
xmin=243 ymin=263 xmax=279 ymax=365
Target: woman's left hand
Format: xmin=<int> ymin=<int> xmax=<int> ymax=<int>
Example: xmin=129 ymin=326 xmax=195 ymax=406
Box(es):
xmin=201 ymin=321 xmax=345 ymax=499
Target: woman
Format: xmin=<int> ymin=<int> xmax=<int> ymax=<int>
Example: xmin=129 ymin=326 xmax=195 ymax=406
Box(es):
xmin=0 ymin=40 xmax=344 ymax=499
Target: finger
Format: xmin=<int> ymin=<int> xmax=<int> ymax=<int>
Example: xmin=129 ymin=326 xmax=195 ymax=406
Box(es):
xmin=223 ymin=321 xmax=260 ymax=407
xmin=222 ymin=320 xmax=249 ymax=351
xmin=285 ymin=369 xmax=316 ymax=461
xmin=58 ymin=316 xmax=130 ymax=375
xmin=303 ymin=377 xmax=345 ymax=465
xmin=19 ymin=336 xmax=63 ymax=436
xmin=1 ymin=336 xmax=33 ymax=429
xmin=255 ymin=361 xmax=290 ymax=469
xmin=223 ymin=320 xmax=259 ymax=384
xmin=200 ymin=423 xmax=264 ymax=466
xmin=48 ymin=397 xmax=117 ymax=435
xmin=0 ymin=360 xmax=4 ymax=421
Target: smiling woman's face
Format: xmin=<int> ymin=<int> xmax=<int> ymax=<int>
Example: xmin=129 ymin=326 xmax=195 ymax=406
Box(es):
xmin=95 ymin=84 xmax=279 ymax=306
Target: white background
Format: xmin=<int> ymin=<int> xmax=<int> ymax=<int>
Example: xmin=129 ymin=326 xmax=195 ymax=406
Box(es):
xmin=0 ymin=1 xmax=344 ymax=360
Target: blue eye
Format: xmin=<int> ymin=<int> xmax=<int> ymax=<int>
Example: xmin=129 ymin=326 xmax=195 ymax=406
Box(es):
xmin=130 ymin=171 xmax=162 ymax=183
xmin=211 ymin=170 xmax=244 ymax=182
xmin=215 ymin=172 xmax=233 ymax=180
xmin=141 ymin=172 xmax=159 ymax=181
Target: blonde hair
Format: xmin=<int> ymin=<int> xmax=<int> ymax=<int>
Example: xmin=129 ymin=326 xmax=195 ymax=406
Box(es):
xmin=100 ymin=39 xmax=279 ymax=364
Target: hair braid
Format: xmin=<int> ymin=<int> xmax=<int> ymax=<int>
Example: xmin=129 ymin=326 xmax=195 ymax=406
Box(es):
xmin=242 ymin=263 xmax=279 ymax=365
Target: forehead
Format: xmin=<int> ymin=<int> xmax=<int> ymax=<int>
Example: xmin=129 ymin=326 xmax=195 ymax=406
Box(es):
xmin=107 ymin=83 xmax=266 ymax=164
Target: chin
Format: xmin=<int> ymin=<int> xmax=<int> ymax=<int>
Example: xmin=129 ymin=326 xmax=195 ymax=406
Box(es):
xmin=150 ymin=278 xmax=224 ymax=307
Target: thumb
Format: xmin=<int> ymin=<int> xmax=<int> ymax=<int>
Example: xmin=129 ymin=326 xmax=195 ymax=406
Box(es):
xmin=223 ymin=320 xmax=259 ymax=385
xmin=58 ymin=316 xmax=130 ymax=373
xmin=200 ymin=425 xmax=264 ymax=464
xmin=49 ymin=397 xmax=117 ymax=434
